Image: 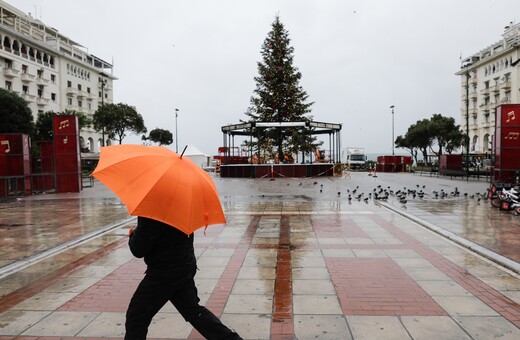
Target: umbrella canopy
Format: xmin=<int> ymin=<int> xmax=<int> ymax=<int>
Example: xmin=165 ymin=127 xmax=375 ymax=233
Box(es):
xmin=92 ymin=144 xmax=225 ymax=235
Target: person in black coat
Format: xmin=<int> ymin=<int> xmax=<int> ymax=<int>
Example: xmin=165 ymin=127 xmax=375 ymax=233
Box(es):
xmin=125 ymin=216 xmax=242 ymax=340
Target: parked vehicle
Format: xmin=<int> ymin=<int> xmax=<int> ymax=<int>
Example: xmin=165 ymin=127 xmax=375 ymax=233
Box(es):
xmin=490 ymin=186 xmax=520 ymax=212
xmin=341 ymin=147 xmax=367 ymax=169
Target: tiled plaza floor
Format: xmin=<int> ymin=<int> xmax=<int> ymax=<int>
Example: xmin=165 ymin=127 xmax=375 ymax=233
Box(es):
xmin=0 ymin=173 xmax=519 ymax=339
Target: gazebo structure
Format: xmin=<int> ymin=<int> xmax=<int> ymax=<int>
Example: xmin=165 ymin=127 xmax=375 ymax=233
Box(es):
xmin=218 ymin=120 xmax=342 ymax=178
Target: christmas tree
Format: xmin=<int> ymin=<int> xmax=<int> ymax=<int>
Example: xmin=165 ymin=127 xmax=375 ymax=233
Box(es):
xmin=244 ymin=15 xmax=319 ymax=163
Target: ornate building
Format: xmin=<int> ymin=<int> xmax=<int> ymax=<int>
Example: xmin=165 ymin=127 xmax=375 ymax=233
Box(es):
xmin=456 ymin=21 xmax=520 ymax=155
xmin=0 ymin=0 xmax=115 ymax=153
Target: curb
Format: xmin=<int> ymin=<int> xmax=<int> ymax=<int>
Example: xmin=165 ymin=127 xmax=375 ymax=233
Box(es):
xmin=0 ymin=216 xmax=136 ymax=280
xmin=376 ymin=201 xmax=520 ymax=275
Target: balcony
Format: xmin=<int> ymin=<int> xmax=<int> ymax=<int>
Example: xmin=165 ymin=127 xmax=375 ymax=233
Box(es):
xmin=480 ymin=88 xmax=490 ymax=96
xmin=36 ymin=77 xmax=49 ymax=85
xmin=491 ymin=85 xmax=500 ymax=93
xmin=3 ymin=67 xmax=19 ymax=78
xmin=501 ymin=81 xmax=511 ymax=90
xmin=500 ymin=97 xmax=512 ymax=104
xmin=21 ymin=73 xmax=35 ymax=82
xmin=469 ymin=76 xmax=477 ymax=85
xmin=77 ymin=90 xmax=89 ymax=98
xmin=36 ymin=97 xmax=50 ymax=106
xmin=66 ymin=104 xmax=77 ymax=111
xmin=469 ymin=92 xmax=477 ymax=100
xmin=21 ymin=93 xmax=35 ymax=102
xmin=470 ymin=108 xmax=478 ymax=117
xmin=66 ymin=87 xmax=78 ymax=96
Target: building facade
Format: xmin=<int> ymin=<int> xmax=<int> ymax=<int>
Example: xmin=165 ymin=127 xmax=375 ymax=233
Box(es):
xmin=456 ymin=21 xmax=520 ymax=155
xmin=0 ymin=0 xmax=114 ymax=153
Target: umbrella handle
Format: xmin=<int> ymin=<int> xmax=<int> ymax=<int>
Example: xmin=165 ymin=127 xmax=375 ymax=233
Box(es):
xmin=180 ymin=145 xmax=188 ymax=159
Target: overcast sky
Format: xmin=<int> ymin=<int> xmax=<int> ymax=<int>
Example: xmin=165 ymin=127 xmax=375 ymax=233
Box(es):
xmin=7 ymin=0 xmax=520 ymax=156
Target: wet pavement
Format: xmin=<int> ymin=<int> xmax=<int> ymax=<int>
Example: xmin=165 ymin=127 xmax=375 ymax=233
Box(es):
xmin=0 ymin=172 xmax=519 ymax=339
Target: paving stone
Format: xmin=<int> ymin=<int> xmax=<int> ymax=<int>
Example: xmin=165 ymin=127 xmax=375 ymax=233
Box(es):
xmin=348 ymin=316 xmax=411 ymax=340
xmin=401 ymin=316 xmax=473 ymax=339
xmin=294 ymin=315 xmax=351 ymax=339
xmin=21 ymin=311 xmax=99 ymax=336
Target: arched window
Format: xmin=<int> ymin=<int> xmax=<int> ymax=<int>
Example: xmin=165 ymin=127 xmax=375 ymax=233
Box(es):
xmin=471 ymin=135 xmax=479 ymax=152
xmin=88 ymin=137 xmax=94 ymax=152
xmin=483 ymin=134 xmax=490 ymax=151
xmin=3 ymin=36 xmax=11 ymax=51
xmin=12 ymin=40 xmax=19 ymax=54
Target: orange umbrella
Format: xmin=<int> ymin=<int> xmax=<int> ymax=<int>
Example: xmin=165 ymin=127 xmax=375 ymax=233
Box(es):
xmin=92 ymin=144 xmax=225 ymax=235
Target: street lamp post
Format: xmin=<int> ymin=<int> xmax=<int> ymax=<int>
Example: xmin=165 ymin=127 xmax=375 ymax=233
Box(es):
xmin=465 ymin=71 xmax=470 ymax=179
xmin=175 ymin=108 xmax=179 ymax=153
xmin=100 ymin=78 xmax=107 ymax=147
xmin=390 ymin=105 xmax=395 ymax=155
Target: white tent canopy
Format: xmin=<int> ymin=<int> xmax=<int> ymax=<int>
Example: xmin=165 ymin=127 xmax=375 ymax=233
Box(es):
xmin=182 ymin=144 xmax=210 ymax=168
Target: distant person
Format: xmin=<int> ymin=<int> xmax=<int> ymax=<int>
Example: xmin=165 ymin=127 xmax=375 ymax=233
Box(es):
xmin=125 ymin=216 xmax=242 ymax=340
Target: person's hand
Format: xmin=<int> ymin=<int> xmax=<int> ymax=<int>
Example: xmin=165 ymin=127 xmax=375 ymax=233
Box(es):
xmin=128 ymin=228 xmax=134 ymax=236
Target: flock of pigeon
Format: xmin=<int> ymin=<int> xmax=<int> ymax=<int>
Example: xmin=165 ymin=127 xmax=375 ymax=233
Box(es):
xmin=293 ymin=181 xmax=488 ymax=206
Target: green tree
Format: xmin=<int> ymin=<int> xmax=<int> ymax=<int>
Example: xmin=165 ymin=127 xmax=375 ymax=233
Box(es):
xmin=395 ymin=134 xmax=418 ymax=165
xmin=243 ymin=15 xmax=318 ymax=162
xmin=0 ymin=88 xmax=34 ymax=134
xmin=34 ymin=110 xmax=92 ymax=141
xmin=93 ymin=103 xmax=147 ymax=144
xmin=429 ymin=114 xmax=464 ymax=156
xmin=405 ymin=119 xmax=433 ymax=163
xmin=144 ymin=128 xmax=173 ymax=146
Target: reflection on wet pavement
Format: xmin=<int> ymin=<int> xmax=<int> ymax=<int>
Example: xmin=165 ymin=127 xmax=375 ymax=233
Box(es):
xmin=0 ymin=172 xmax=519 ymax=339
xmin=0 ymin=186 xmax=130 ymax=270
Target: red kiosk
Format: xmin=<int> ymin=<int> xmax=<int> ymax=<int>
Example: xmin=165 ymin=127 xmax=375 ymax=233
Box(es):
xmin=491 ymin=104 xmax=520 ymax=191
xmin=53 ymin=115 xmax=82 ymax=193
xmin=0 ymin=134 xmax=31 ymax=197
xmin=376 ymin=155 xmax=412 ymax=172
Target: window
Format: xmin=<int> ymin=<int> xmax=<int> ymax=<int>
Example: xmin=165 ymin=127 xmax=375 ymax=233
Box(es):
xmin=68 ymin=97 xmax=72 ymax=105
xmin=5 ymin=81 xmax=12 ymax=90
xmin=22 ymin=85 xmax=28 ymax=94
xmin=88 ymin=103 xmax=92 ymax=110
xmin=78 ymin=100 xmax=83 ymax=108
xmin=37 ymin=85 xmax=43 ymax=98
xmin=51 ymin=74 xmax=56 ymax=83
xmin=37 ymin=69 xmax=43 ymax=78
xmin=22 ymin=64 xmax=28 ymax=73
xmin=67 ymin=80 xmax=72 ymax=87
xmin=51 ymin=93 xmax=56 ymax=102
xmin=87 ymin=87 xmax=91 ymax=93
xmin=78 ymin=84 xmax=82 ymax=91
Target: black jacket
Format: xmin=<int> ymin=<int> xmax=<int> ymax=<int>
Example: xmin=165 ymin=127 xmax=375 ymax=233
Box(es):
xmin=129 ymin=217 xmax=196 ymax=277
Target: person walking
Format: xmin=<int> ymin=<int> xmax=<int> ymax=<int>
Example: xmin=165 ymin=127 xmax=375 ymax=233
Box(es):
xmin=125 ymin=216 xmax=242 ymax=340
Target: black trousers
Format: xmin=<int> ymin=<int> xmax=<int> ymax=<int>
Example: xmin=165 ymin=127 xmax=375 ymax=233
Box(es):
xmin=125 ymin=266 xmax=242 ymax=340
